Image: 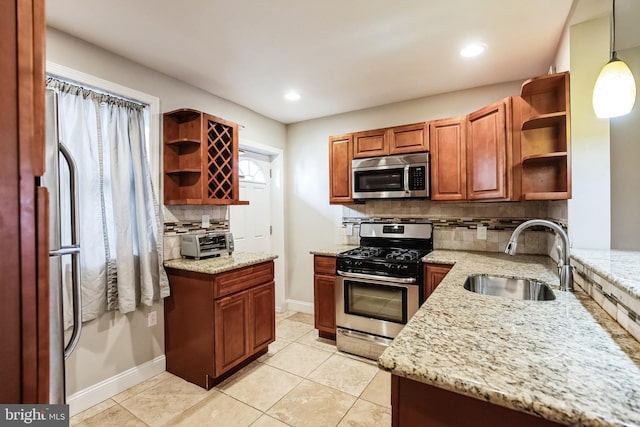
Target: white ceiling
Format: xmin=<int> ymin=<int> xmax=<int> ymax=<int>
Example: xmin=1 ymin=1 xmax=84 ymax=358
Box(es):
xmin=46 ymin=0 xmax=638 ymax=124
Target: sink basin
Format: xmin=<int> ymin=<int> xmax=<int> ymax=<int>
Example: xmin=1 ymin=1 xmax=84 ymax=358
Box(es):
xmin=463 ymin=274 xmax=556 ymax=301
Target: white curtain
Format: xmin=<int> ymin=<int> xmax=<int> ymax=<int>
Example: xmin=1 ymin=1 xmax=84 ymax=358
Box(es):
xmin=47 ymin=78 xmax=169 ymax=327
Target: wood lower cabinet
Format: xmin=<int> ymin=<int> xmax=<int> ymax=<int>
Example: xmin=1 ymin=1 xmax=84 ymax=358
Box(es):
xmin=164 ymin=261 xmax=275 ymax=389
xmin=391 ymin=375 xmax=564 ymax=427
xmin=329 ymin=134 xmax=353 ymax=204
xmin=424 ymin=263 xmax=452 ymax=300
xmin=313 ymin=255 xmax=337 ymax=339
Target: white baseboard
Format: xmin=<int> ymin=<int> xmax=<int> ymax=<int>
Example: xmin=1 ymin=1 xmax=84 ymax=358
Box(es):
xmin=286 ymin=299 xmax=313 ymax=314
xmin=67 ymin=355 xmax=166 ymax=417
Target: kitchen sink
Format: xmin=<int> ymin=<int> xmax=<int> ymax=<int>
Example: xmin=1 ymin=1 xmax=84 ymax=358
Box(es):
xmin=463 ymin=274 xmax=556 ymax=301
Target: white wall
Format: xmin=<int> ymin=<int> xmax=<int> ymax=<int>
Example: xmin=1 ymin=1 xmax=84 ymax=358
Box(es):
xmin=285 ymin=81 xmax=522 ymax=307
xmin=46 ymin=27 xmax=286 ymax=398
xmin=610 ymin=45 xmax=640 ymax=250
xmin=568 ymin=16 xmax=611 ymax=249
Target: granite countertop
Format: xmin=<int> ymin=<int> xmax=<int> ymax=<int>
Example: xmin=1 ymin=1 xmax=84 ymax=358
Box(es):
xmin=309 ymin=244 xmax=357 ymax=257
xmin=379 ymin=250 xmax=640 ymax=427
xmin=571 ymin=248 xmax=640 ymax=303
xmin=163 ymin=252 xmax=278 ymax=275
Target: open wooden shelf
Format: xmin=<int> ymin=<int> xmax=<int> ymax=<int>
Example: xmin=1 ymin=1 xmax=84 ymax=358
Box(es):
xmin=166 ymin=138 xmax=201 ymax=147
xmin=165 ymin=168 xmax=201 ymax=174
xmin=522 ymin=152 xmax=567 ymax=164
xmin=522 ymin=112 xmax=566 ymax=130
xmin=513 ymin=72 xmax=571 ymax=201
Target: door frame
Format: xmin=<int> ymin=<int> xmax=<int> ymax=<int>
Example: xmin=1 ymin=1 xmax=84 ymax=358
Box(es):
xmin=238 ymin=138 xmax=286 ymax=313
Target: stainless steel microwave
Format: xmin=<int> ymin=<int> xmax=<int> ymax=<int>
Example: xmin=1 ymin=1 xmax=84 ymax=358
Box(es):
xmin=352 ymin=153 xmax=429 ymax=200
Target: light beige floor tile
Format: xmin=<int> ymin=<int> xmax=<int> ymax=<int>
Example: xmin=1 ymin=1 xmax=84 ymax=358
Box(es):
xmin=250 ymin=414 xmax=290 ymax=427
xmin=287 ymin=312 xmax=314 ymax=325
xmin=338 ymin=399 xmax=391 ymax=427
xmin=263 ymin=342 xmax=332 ymax=377
xmin=219 ymin=363 xmax=302 ymax=411
xmin=267 ymin=380 xmax=356 ymax=427
xmin=257 ymin=338 xmax=293 ymax=362
xmin=296 ymin=329 xmax=337 ymax=353
xmin=360 ymin=370 xmax=391 ymax=408
xmin=118 ymin=374 xmax=209 ymax=426
xmin=73 ymin=403 xmax=146 ymax=427
xmin=112 ymin=371 xmax=173 ymax=403
xmin=70 ymin=399 xmax=117 ymax=426
xmin=276 ymin=310 xmax=295 ymax=322
xmin=308 ymin=353 xmax=379 ymax=396
xmin=276 ymin=318 xmax=314 ymax=341
xmin=167 ymin=389 xmax=261 ymax=427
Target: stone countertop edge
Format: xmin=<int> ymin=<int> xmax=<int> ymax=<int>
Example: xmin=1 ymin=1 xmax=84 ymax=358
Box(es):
xmin=379 ymin=249 xmax=640 ymax=427
xmin=309 ymin=244 xmax=357 ymax=257
xmin=163 ymin=252 xmax=278 ymax=275
xmin=570 ymin=248 xmax=640 ymax=303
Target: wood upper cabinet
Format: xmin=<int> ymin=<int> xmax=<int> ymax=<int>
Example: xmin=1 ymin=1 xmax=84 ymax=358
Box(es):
xmin=430 ymin=117 xmax=467 ymax=201
xmin=430 ymin=100 xmax=509 ymax=202
xmin=353 ymin=128 xmax=388 ymax=158
xmin=164 ymin=109 xmax=246 ymax=205
xmin=329 ymin=134 xmax=353 ymax=204
xmin=424 ymin=263 xmax=452 ymax=301
xmin=353 ymin=123 xmax=428 ymax=159
xmin=164 ymin=261 xmax=275 ymax=389
xmin=513 ymin=72 xmax=571 ymax=200
xmin=313 ymin=255 xmax=337 ymax=338
xmin=466 ymin=100 xmax=508 ymax=200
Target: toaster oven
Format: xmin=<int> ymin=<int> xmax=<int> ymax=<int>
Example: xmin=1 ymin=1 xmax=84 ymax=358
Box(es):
xmin=180 ymin=232 xmax=234 ymax=260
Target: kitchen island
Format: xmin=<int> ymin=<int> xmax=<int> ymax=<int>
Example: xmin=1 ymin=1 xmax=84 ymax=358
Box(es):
xmin=378 ymin=250 xmax=640 ymax=427
xmin=163 ymin=252 xmax=278 ymax=389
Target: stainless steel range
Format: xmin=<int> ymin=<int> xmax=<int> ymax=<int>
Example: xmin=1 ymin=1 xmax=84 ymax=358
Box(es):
xmin=335 ymin=222 xmax=433 ymax=359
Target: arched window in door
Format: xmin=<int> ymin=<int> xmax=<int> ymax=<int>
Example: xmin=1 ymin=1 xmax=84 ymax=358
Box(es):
xmin=238 ymin=158 xmax=266 ymax=183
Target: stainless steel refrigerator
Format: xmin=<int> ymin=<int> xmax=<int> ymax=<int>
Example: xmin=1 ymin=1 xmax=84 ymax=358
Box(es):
xmin=43 ymin=89 xmax=83 ymax=404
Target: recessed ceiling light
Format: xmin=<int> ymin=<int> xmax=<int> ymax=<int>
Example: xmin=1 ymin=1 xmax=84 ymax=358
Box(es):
xmin=284 ymin=91 xmax=301 ymax=101
xmin=460 ymin=43 xmax=486 ymax=58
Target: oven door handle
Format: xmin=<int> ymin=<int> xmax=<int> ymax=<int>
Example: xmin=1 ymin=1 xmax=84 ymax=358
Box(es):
xmin=336 ymin=270 xmax=416 ymax=284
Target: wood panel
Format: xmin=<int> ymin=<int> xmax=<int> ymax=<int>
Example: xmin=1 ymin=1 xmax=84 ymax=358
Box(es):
xmin=328 ymin=134 xmax=353 ymax=203
xmin=392 ymin=375 xmax=564 ymax=427
xmin=389 ymin=122 xmax=428 ymax=154
xmin=249 ymin=281 xmax=275 ymax=352
xmin=314 ymin=273 xmax=336 ymax=335
xmin=424 ymin=264 xmax=452 ymax=301
xmin=164 ymin=269 xmax=215 ymax=389
xmin=314 ymin=255 xmax=337 ymax=276
xmin=429 ymin=117 xmax=467 ymax=201
xmin=214 ymin=292 xmax=250 ymax=376
xmin=213 ymin=261 xmax=274 ymax=298
xmin=466 ymin=101 xmax=507 ymax=200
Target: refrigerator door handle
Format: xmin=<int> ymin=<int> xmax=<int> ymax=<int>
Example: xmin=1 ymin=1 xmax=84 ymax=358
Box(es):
xmin=49 ymin=245 xmax=80 ymax=257
xmin=59 ymin=142 xmax=83 ymax=359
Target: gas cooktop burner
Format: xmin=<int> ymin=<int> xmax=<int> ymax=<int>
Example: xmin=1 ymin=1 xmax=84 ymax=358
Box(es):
xmin=385 ymin=248 xmax=423 ymax=261
xmin=344 ymin=246 xmax=385 ymax=258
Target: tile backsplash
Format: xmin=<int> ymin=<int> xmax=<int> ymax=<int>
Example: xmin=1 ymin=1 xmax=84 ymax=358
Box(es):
xmin=163 ymin=205 xmax=229 ymax=260
xmin=341 ymin=199 xmax=568 ymax=256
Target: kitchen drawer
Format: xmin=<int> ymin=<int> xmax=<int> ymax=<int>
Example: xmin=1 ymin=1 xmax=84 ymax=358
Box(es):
xmin=314 ymin=255 xmax=336 ymax=275
xmin=213 ymin=261 xmax=274 ymax=298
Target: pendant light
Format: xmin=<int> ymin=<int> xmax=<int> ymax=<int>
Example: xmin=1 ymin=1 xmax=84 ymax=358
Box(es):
xmin=592 ymin=0 xmax=636 ymax=118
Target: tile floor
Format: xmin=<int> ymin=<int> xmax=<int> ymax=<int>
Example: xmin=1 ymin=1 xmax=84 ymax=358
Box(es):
xmin=70 ymin=312 xmax=392 ymax=427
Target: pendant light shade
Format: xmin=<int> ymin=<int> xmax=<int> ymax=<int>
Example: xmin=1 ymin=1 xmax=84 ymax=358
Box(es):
xmin=593 ymin=54 xmax=637 ymax=118
xmin=592 ymin=0 xmax=637 ymax=119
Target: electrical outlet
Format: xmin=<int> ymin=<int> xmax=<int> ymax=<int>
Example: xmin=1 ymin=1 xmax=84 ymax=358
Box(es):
xmin=476 ymin=226 xmax=487 ymax=240
xmin=148 ymin=310 xmax=157 ymax=327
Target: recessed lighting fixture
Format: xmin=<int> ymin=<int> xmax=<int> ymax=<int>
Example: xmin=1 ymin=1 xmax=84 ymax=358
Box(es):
xmin=460 ymin=43 xmax=486 ymax=58
xmin=284 ymin=91 xmax=301 ymax=101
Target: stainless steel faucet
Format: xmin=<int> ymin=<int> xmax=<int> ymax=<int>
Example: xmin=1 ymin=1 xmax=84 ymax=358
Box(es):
xmin=505 ymin=219 xmax=573 ymax=292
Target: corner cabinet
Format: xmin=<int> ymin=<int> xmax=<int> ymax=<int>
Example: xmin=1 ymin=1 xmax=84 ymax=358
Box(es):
xmin=512 ymin=72 xmax=571 ymax=200
xmin=329 ymin=134 xmax=353 ymax=204
xmin=163 ymin=108 xmax=247 ymax=205
xmin=313 ymin=255 xmax=337 ymax=339
xmin=164 ymin=261 xmax=275 ymax=389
